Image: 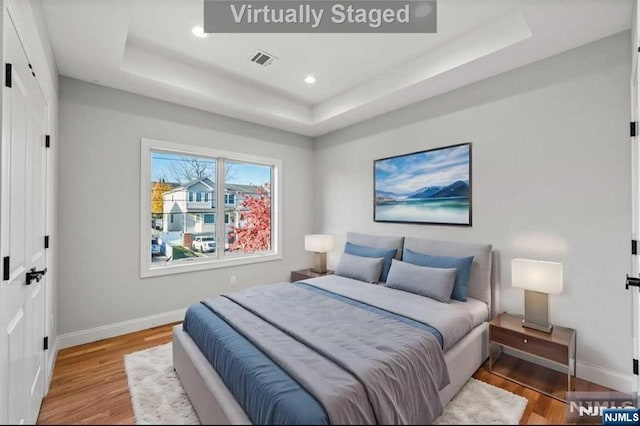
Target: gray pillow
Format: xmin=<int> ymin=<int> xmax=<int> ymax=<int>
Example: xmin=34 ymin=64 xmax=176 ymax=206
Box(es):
xmin=335 ymin=252 xmax=385 ymax=284
xmin=385 ymin=259 xmax=457 ymax=303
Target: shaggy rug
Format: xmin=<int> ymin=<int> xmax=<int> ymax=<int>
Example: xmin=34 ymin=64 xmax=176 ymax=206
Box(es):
xmin=124 ymin=342 xmax=528 ymax=425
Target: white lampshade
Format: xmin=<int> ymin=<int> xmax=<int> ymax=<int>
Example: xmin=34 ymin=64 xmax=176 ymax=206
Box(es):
xmin=512 ymin=258 xmax=563 ymax=294
xmin=304 ymin=234 xmax=334 ymax=253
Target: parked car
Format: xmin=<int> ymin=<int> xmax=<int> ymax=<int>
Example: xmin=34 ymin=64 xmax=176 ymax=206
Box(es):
xmin=192 ymin=236 xmax=216 ymax=253
xmin=151 ymin=239 xmax=161 ymax=256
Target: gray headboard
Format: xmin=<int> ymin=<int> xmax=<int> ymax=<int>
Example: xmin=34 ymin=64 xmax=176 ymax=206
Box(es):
xmin=346 ymin=232 xmax=404 ymax=259
xmin=344 ymin=233 xmax=496 ymax=317
xmin=403 ymin=238 xmax=493 ymax=310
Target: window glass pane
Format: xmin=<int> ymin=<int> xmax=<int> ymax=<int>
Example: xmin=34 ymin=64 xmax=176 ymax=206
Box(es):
xmin=224 ymin=161 xmax=272 ymax=256
xmin=151 ymin=151 xmax=217 ymax=265
xmin=204 ymin=214 xmax=215 ymax=224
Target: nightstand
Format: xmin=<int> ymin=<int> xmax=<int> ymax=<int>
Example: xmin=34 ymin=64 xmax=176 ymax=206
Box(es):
xmin=489 ymin=313 xmax=576 ymax=402
xmin=290 ymin=268 xmax=334 ymax=282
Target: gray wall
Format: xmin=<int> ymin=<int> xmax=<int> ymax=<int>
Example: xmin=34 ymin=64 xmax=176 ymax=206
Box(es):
xmin=57 ymin=77 xmax=314 ymax=335
xmin=314 ymin=32 xmax=631 ymax=382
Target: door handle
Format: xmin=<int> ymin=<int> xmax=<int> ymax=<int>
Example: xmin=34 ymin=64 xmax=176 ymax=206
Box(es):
xmin=26 ymin=267 xmax=47 ymax=285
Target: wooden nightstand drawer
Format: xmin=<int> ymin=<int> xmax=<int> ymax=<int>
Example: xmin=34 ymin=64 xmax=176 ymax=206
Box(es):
xmin=490 ymin=324 xmax=568 ymax=365
xmin=291 ymin=269 xmax=334 ymax=282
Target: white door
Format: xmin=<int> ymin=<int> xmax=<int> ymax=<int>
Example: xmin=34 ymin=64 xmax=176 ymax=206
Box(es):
xmin=632 ymin=0 xmax=640 ymax=396
xmin=633 ymin=58 xmax=639 ymax=396
xmin=25 ymin=62 xmax=48 ymax=426
xmin=0 ymin=14 xmax=48 ymax=425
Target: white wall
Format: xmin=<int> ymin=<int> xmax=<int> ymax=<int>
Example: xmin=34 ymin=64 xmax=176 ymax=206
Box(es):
xmin=57 ymin=77 xmax=314 ymax=340
xmin=314 ymin=32 xmax=632 ymax=390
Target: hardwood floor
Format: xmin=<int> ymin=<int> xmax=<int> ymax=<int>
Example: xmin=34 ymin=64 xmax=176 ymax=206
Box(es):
xmin=38 ymin=323 xmax=610 ymax=425
xmin=37 ymin=323 xmax=180 ymax=425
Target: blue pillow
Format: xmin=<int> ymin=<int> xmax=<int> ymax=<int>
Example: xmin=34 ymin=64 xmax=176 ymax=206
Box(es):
xmin=344 ymin=242 xmax=397 ymax=282
xmin=403 ymin=248 xmax=474 ymax=301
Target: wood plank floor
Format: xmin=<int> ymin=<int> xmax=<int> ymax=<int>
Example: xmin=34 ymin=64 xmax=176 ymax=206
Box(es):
xmin=37 ymin=323 xmax=610 ymax=425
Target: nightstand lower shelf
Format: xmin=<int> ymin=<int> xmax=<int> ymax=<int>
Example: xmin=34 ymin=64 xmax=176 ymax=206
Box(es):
xmin=490 ymin=352 xmax=574 ymax=402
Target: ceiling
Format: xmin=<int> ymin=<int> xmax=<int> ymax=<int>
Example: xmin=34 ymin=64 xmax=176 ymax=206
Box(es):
xmin=43 ymin=0 xmax=632 ymax=136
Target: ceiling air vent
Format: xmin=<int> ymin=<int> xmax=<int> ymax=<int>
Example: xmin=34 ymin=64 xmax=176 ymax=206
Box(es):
xmin=250 ymin=50 xmax=276 ymax=67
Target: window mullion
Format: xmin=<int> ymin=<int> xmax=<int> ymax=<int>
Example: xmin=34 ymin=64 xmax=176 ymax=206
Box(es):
xmin=216 ymin=157 xmax=226 ymax=260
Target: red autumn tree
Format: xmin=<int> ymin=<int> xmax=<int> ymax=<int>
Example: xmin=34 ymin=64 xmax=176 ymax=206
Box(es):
xmin=231 ymin=184 xmax=271 ymax=253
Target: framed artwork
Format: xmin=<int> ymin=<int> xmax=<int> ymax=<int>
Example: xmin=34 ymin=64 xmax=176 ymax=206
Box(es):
xmin=374 ymin=143 xmax=472 ymax=226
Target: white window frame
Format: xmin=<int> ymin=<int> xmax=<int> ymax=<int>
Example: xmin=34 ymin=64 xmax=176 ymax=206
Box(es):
xmin=141 ymin=138 xmax=282 ymax=278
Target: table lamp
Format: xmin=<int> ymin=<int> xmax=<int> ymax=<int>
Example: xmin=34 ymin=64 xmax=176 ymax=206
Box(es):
xmin=511 ymin=258 xmax=563 ymax=333
xmin=304 ymin=234 xmax=334 ymax=274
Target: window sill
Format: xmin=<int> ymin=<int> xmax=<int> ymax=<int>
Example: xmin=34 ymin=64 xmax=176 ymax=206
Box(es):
xmin=141 ymin=252 xmax=282 ymax=278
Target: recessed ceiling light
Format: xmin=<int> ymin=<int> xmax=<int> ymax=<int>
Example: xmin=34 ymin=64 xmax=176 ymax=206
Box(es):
xmin=191 ymin=26 xmax=207 ymax=38
xmin=304 ymin=75 xmax=316 ymax=84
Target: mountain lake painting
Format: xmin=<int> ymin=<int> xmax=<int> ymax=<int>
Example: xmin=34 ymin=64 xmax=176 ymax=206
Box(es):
xmin=374 ymin=143 xmax=471 ymax=225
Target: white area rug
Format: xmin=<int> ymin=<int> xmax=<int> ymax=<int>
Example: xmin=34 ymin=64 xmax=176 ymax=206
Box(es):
xmin=124 ymin=342 xmax=528 ymax=425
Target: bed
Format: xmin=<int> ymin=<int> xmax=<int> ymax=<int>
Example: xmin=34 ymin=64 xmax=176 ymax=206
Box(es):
xmin=173 ymin=234 xmax=496 ymax=425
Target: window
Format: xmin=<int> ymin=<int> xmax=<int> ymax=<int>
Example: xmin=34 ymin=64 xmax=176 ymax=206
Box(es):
xmin=224 ymin=161 xmax=273 ymax=256
xmin=142 ymin=138 xmax=280 ymax=277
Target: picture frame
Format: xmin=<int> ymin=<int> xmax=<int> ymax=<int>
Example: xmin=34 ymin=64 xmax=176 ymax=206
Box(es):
xmin=373 ymin=143 xmax=472 ymax=226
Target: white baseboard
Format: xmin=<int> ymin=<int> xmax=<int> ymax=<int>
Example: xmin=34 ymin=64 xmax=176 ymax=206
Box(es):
xmin=577 ymin=360 xmax=633 ymax=393
xmin=58 ymin=308 xmax=186 ymax=350
xmin=503 ymin=348 xmax=632 ymax=393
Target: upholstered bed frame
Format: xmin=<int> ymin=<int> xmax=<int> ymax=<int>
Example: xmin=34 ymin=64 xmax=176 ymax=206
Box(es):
xmin=173 ymin=234 xmax=499 ymax=424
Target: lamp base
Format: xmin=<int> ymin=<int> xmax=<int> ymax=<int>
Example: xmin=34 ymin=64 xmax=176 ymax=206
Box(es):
xmin=523 ymin=290 xmax=553 ymax=334
xmin=311 ymin=252 xmax=327 ymax=274
xmin=522 ymin=320 xmax=553 ymax=333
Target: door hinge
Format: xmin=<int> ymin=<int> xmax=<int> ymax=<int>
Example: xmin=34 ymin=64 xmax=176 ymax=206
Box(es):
xmin=45 ymin=135 xmax=50 ymax=148
xmin=632 ymin=240 xmax=637 ymax=255
xmin=5 ymin=63 xmax=11 ymax=88
xmin=632 ymin=121 xmax=637 ymax=138
xmin=44 ymin=235 xmax=49 ymax=249
xmin=43 ymin=336 xmax=48 ymax=351
xmin=2 ymin=256 xmax=8 ymax=281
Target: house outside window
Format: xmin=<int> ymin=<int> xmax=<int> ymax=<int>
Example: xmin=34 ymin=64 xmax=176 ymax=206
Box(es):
xmin=142 ymin=139 xmax=280 ymax=278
